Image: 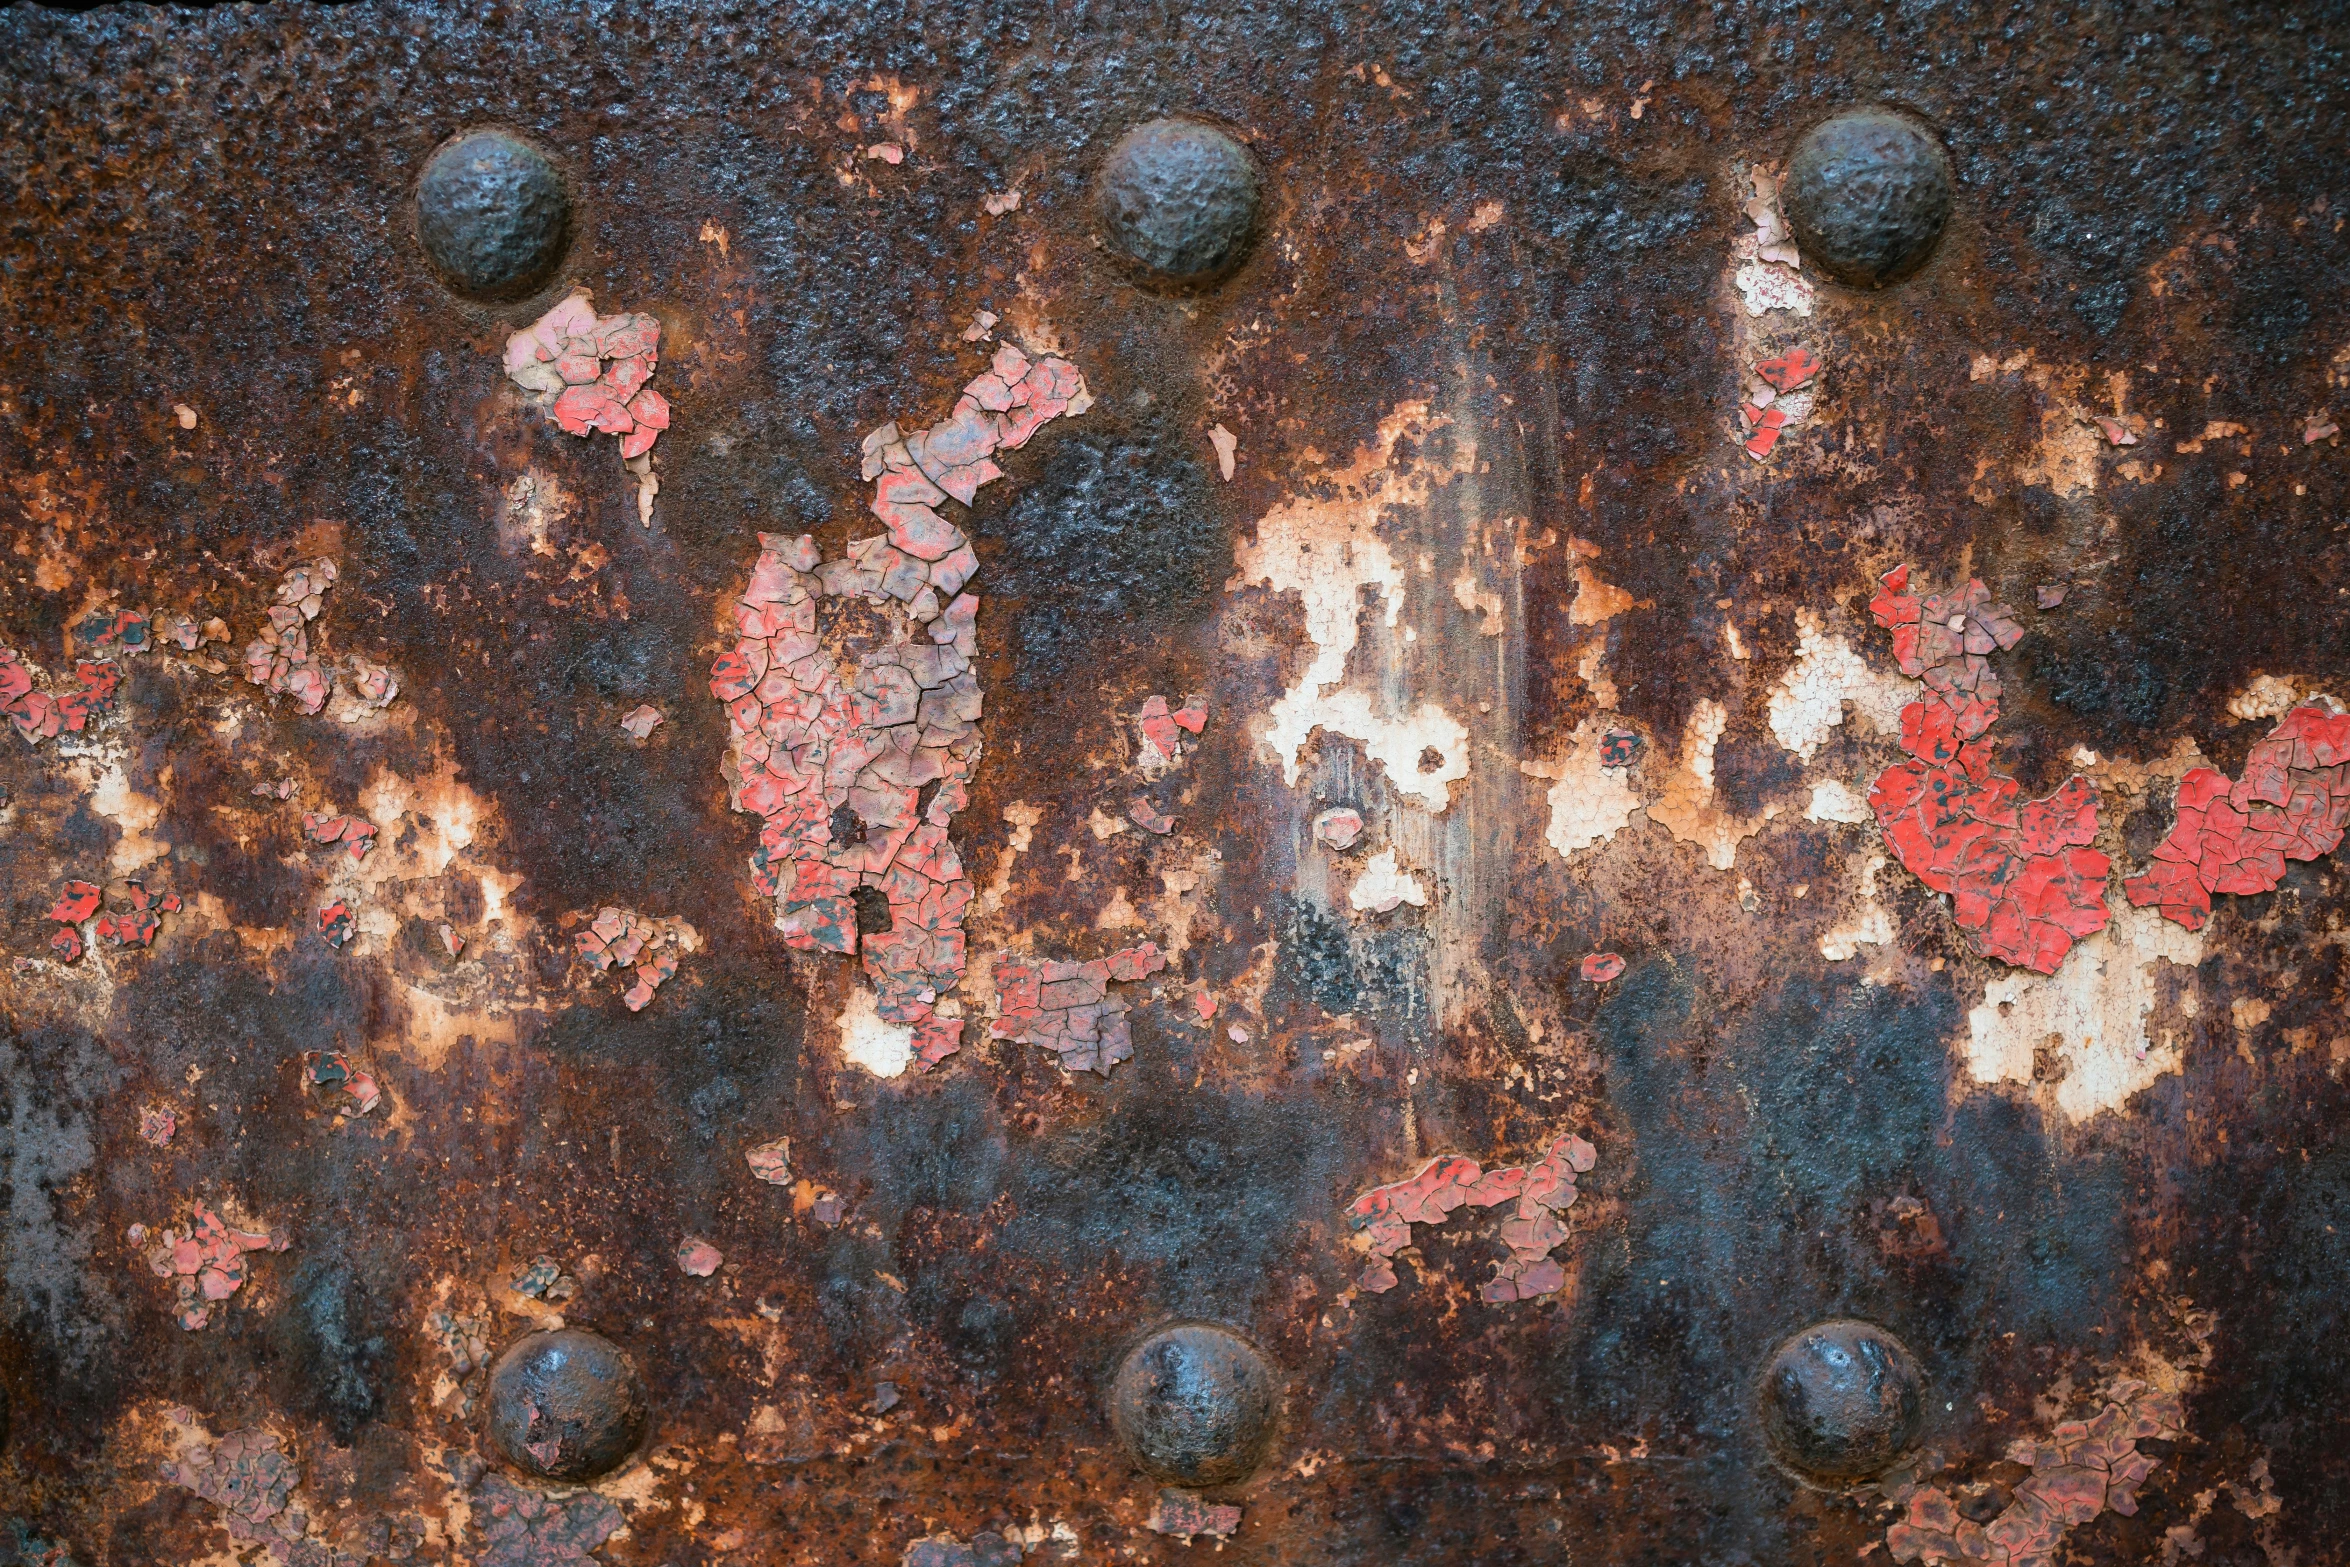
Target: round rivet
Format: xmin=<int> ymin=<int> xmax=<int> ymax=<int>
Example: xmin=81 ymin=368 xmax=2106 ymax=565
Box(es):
xmin=1781 ymin=110 xmax=1952 ymax=288
xmin=1759 ymin=1319 xmax=1925 ymax=1485
xmin=416 ymin=129 xmax=573 ymax=301
xmin=1108 ymin=1322 xmax=1275 ymax=1485
xmin=485 ymin=1328 xmax=648 ymax=1482
xmin=1095 ymin=119 xmax=1263 ymax=287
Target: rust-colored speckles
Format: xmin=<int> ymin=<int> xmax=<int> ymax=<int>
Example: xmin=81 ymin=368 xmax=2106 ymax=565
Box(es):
xmin=718 ymin=346 xmax=1090 ymax=1071
xmin=1886 ymin=1379 xmax=2185 ymax=1566
xmin=745 ymin=1136 xmax=791 ymax=1184
xmin=1867 ymin=566 xmax=2109 ymax=974
xmin=300 ymin=1050 xmax=382 ymax=1116
xmin=2124 ymin=703 xmax=2350 ymax=930
xmin=504 ymin=293 xmax=670 ymax=461
xmin=990 ymin=941 xmax=1169 ymax=1075
xmin=1346 ymin=1133 xmax=1596 ymax=1302
xmin=569 ymin=906 xmax=692 ymax=1011
xmin=471 ymin=1472 xmax=623 ymax=1567
xmin=1147 ymin=1491 xmax=1243 ymax=1542
xmin=1579 ymin=952 xmax=1625 ymax=982
xmin=141 ymin=1206 xmax=287 ymax=1331
xmin=677 ymin=1237 xmax=724 ymax=1277
xmin=301 ymin=811 xmax=377 ymax=861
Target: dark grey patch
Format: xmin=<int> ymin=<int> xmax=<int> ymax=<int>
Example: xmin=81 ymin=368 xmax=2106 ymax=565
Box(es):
xmin=1782 ymin=110 xmax=1953 ymax=287
xmin=1096 ymin=119 xmax=1264 ymax=287
xmin=1757 ymin=1318 xmax=1925 ymax=1485
xmin=414 ymin=129 xmax=572 ymax=302
xmin=1108 ymin=1321 xmax=1276 ymax=1485
xmin=483 ymin=1327 xmax=648 ymax=1482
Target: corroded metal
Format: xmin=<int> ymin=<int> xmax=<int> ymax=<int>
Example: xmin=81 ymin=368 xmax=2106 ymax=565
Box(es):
xmin=1782 ymin=110 xmax=1953 ymax=288
xmin=1 ymin=2 xmax=2347 ymax=1563
xmin=1759 ymin=1319 xmax=1926 ymax=1487
xmin=415 ymin=130 xmax=574 ymax=302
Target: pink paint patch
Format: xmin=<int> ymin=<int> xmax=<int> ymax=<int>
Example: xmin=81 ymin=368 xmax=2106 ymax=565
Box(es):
xmin=1147 ymin=1491 xmax=1243 ymax=1541
xmin=302 ymin=811 xmax=378 ymax=861
xmin=1346 ymin=1132 xmax=1596 ymax=1303
xmin=619 ymin=703 xmax=663 ymax=740
xmin=1313 ymin=807 xmax=1365 ymax=850
xmin=677 ymin=1237 xmax=723 ymax=1277
xmin=1127 ymin=797 xmax=1176 ymax=835
xmin=139 ymin=1106 xmax=178 ymax=1145
xmin=990 ymin=941 xmax=1169 ymax=1076
xmin=505 ymin=293 xmax=669 ymax=470
xmin=1579 ymin=952 xmax=1626 ymax=982
xmin=141 ymin=1203 xmax=287 ymax=1330
xmin=2123 ymin=703 xmax=2350 ymax=931
xmin=1752 ymin=347 xmax=1821 ymax=391
xmin=1867 ymin=565 xmax=2108 ymax=973
xmin=745 ymin=1137 xmax=791 ymax=1184
xmin=2092 ymin=415 xmax=2140 ymax=447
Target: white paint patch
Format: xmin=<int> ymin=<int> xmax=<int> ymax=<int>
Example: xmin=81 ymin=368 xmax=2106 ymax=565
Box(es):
xmin=1806 ymin=779 xmax=1874 ymax=824
xmin=84 ymin=756 xmax=169 ymax=875
xmin=1521 ymin=720 xmax=1641 ymax=860
xmin=1767 ymin=609 xmax=1909 ymax=760
xmin=1819 ymin=852 xmax=1895 ymax=961
xmin=1965 ymin=899 xmax=2204 ymax=1122
xmin=1348 ymin=849 xmax=1427 ymax=914
xmin=2228 ymin=674 xmax=2311 ymax=722
xmin=1231 ymin=402 xmax=1477 ymax=811
xmin=837 ymin=986 xmax=913 ymax=1079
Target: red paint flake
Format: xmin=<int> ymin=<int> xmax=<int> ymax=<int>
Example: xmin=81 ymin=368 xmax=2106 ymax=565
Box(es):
xmin=317 ymin=900 xmax=355 ymax=948
xmin=619 ymin=703 xmax=663 ymax=740
xmin=1580 ymin=952 xmax=1625 ymax=982
xmin=1752 ymin=347 xmax=1821 ymax=391
xmin=1127 ymin=797 xmax=1176 ymax=835
xmin=1134 ymin=692 xmax=1205 ymax=769
xmin=48 ymin=880 xmax=101 ymax=923
xmin=2092 ymin=415 xmax=2140 ymax=447
xmin=1867 ymin=565 xmax=2109 ymax=973
xmin=2036 ymin=583 xmax=2068 ymax=609
xmin=505 ymin=294 xmax=670 ymax=473
xmin=347 ymin=654 xmax=400 ymax=710
xmin=990 ymin=941 xmax=1169 ymax=1076
xmin=571 ymin=905 xmax=688 ymax=1009
xmin=1598 ymin=727 xmax=1644 ymax=767
xmin=439 ymin=923 xmax=465 ymax=958
xmin=1742 ymin=405 xmax=1788 ymax=459
xmin=242 ymin=561 xmax=339 ymax=715
xmin=1172 ymin=693 xmax=1208 ymax=733
xmin=2 ymin=641 xmax=131 ymax=746
xmin=472 ymin=1471 xmax=624 ymax=1567
xmin=2123 ymin=703 xmax=2350 ymax=931
xmin=720 ymin=347 xmax=1090 ymax=1071
xmin=677 ymin=1237 xmax=724 ymax=1276
xmin=73 ymin=606 xmax=153 ymax=656
xmin=301 ymin=811 xmax=377 ymax=861
xmin=1886 ymin=1379 xmax=2184 ymax=1566
xmin=1146 ymin=1491 xmax=1243 ymax=1541
xmin=302 ymin=1051 xmax=382 ymax=1116
xmin=140 ymin=1106 xmax=177 ymax=1145
xmin=1346 ymin=1132 xmax=1596 ymax=1302
xmin=141 ymin=1203 xmax=287 ymax=1330
xmin=1194 ymin=991 xmax=1217 ymax=1021
xmin=1313 ymin=807 xmax=1365 ymax=850
xmin=95 ymin=908 xmax=161 ymax=948
xmin=746 ymin=1136 xmax=791 ymax=1184
xmin=48 ymin=927 xmax=82 ymax=963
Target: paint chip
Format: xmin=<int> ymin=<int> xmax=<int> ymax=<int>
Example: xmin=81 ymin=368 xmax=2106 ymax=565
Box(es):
xmin=1146 ymin=1492 xmax=1242 ymax=1542
xmin=677 ymin=1237 xmax=724 ymax=1277
xmin=1579 ymin=952 xmax=1625 ymax=982
xmin=618 ymin=704 xmax=663 ymax=740
xmin=746 ymin=1137 xmax=792 ymax=1185
xmin=1209 ymin=423 xmax=1238 ymax=481
xmin=503 ymin=292 xmax=670 ymax=509
xmin=990 ymin=941 xmax=1169 ymax=1076
xmin=140 ymin=1204 xmax=286 ymax=1330
xmin=1347 ymin=1133 xmax=1596 ymax=1302
xmin=1347 ymin=848 xmax=1426 ymax=913
xmin=1313 ymin=807 xmax=1365 ymax=850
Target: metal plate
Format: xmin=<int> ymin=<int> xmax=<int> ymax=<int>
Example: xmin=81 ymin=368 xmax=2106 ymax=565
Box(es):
xmin=2 ymin=4 xmax=2346 ymax=1563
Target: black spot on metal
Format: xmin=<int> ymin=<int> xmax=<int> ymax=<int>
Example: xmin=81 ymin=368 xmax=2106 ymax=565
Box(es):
xmin=484 ymin=1327 xmax=649 ymax=1483
xmin=1781 ymin=111 xmax=1953 ymax=288
xmin=1758 ymin=1318 xmax=1925 ymax=1485
xmin=415 ymin=129 xmax=572 ymax=302
xmin=1095 ymin=119 xmax=1263 ymax=287
xmin=1108 ymin=1322 xmax=1275 ymax=1485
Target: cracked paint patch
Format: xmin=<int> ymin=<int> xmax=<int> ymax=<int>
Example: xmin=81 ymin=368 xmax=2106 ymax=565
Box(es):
xmin=1230 ymin=402 xmax=1476 ymax=811
xmin=471 ymin=1472 xmax=623 ymax=1567
xmin=1346 ymin=1132 xmax=1596 ymax=1302
xmin=1313 ymin=807 xmax=1364 ymax=850
xmin=1818 ymin=852 xmax=1897 ymax=962
xmin=1578 ymin=952 xmax=1625 ymax=982
xmin=1 ymin=606 xmax=149 ymax=745
xmin=677 ymin=1237 xmax=724 ymax=1277
xmin=1767 ymin=608 xmax=1910 ymax=761
xmin=718 ymin=345 xmax=1088 ymax=1072
xmin=2123 ymin=702 xmax=2350 ymax=931
xmin=139 ymin=1105 xmax=178 ymax=1145
xmin=745 ymin=1136 xmax=791 ymax=1184
xmin=1146 ymin=1492 xmax=1242 ymax=1542
xmin=567 ymin=906 xmax=694 ymax=1012
xmin=1135 ymin=692 xmax=1208 ymax=775
xmin=300 ymin=1050 xmax=382 ymax=1117
xmin=243 ymin=560 xmax=340 ymax=715
xmin=1867 ymin=566 xmax=2108 ymax=973
xmin=1347 ymin=848 xmax=1426 ymax=914
xmin=302 ymin=811 xmax=378 ymax=862
xmin=137 ymin=1204 xmax=288 ymax=1331
xmin=503 ymin=292 xmax=670 ymax=468
xmin=1522 ymin=719 xmax=1643 ymax=861
xmin=990 ymin=941 xmax=1168 ymax=1076
xmin=163 ymin=1425 xmax=326 ymax=1561
xmin=1730 ymin=165 xmax=1815 ymax=317
xmin=1964 ymin=899 xmax=2201 ymax=1121
xmin=1650 ymin=700 xmax=1780 ymax=871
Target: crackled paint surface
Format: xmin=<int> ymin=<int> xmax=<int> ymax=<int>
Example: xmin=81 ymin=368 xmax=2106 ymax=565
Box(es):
xmin=1346 ymin=1134 xmax=1596 ymax=1302
xmin=989 ymin=941 xmax=1167 ymax=1076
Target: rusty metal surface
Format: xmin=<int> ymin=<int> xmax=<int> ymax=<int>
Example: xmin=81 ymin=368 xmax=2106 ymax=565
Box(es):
xmin=1 ymin=3 xmax=2347 ymax=1563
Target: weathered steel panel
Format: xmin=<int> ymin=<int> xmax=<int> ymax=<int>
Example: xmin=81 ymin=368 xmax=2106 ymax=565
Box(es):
xmin=1 ymin=3 xmax=2345 ymax=1563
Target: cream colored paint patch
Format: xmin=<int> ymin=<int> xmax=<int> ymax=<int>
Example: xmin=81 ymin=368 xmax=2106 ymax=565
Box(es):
xmin=837 ymin=985 xmax=913 ymax=1079
xmin=1348 ymin=849 xmax=1427 ymax=914
xmin=1568 ymin=541 xmax=1637 ymax=626
xmin=83 ymin=755 xmax=169 ymax=875
xmin=1231 ymin=401 xmax=1478 ymax=811
xmin=2228 ymin=675 xmax=2321 ymax=722
xmin=1767 ymin=609 xmax=1910 ymax=760
xmin=1806 ymin=779 xmax=1873 ymax=824
xmin=1965 ymin=899 xmax=2204 ymax=1122
xmin=977 ymin=801 xmax=1043 ymax=917
xmin=1521 ymin=719 xmax=1641 ymax=860
xmin=1819 ymin=852 xmax=1895 ymax=961
xmin=1649 ymin=699 xmax=1780 ymax=871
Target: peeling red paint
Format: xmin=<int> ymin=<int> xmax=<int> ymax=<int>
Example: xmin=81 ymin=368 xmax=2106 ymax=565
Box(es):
xmin=1886 ymin=1378 xmax=2185 ymax=1566
xmin=989 ymin=941 xmax=1169 ymax=1076
xmin=1741 ymin=405 xmax=1787 ymax=459
xmin=2 ymin=632 xmax=136 ymax=745
xmin=1146 ymin=1491 xmax=1242 ymax=1542
xmin=1126 ymin=797 xmax=1176 ymax=835
xmin=301 ymin=1050 xmax=382 ymax=1116
xmin=1868 ymin=565 xmax=2109 ymax=973
xmin=677 ymin=1237 xmax=724 ymax=1277
xmin=2035 ymin=583 xmax=2068 ymax=609
xmin=2124 ymin=702 xmax=2350 ymax=930
xmin=1313 ymin=808 xmax=1365 ymax=850
xmin=503 ymin=293 xmax=669 ymax=462
xmin=142 ymin=1205 xmax=287 ymax=1331
xmin=1579 ymin=952 xmax=1625 ymax=982
xmin=301 ymin=812 xmax=378 ymax=861
xmin=1137 ymin=691 xmax=1210 ymax=770
xmin=745 ymin=1137 xmax=791 ymax=1184
xmin=1597 ymin=727 xmax=1644 ymax=767
xmin=2307 ymin=412 xmax=2341 ymax=443
xmin=317 ymin=900 xmax=355 ymax=949
xmin=718 ymin=344 xmax=1089 ymax=1071
xmin=471 ymin=1472 xmax=623 ymax=1567
xmin=570 ymin=905 xmax=689 ymax=1011
xmin=47 ymin=928 xmax=82 ymax=963
xmin=618 ymin=703 xmax=663 ymax=740
xmin=1346 ymin=1133 xmax=1597 ymax=1303
xmin=48 ymin=880 xmax=101 ymax=923
xmin=163 ymin=1427 xmax=318 ymax=1559
xmin=2092 ymin=415 xmax=2141 ymax=447
xmin=1753 ymin=347 xmax=1821 ymax=391
xmin=243 ymin=561 xmax=340 ymax=715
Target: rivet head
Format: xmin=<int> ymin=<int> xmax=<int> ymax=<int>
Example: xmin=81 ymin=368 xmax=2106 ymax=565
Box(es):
xmin=416 ymin=129 xmax=573 ymax=301
xmin=1759 ymin=1318 xmax=1925 ymax=1485
xmin=1781 ymin=110 xmax=1952 ymax=288
xmin=1108 ymin=1322 xmax=1275 ymax=1485
xmin=1095 ymin=119 xmax=1263 ymax=287
xmin=484 ymin=1328 xmax=648 ymax=1482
